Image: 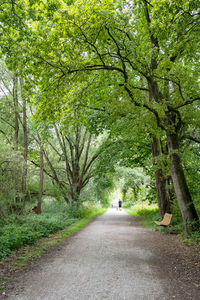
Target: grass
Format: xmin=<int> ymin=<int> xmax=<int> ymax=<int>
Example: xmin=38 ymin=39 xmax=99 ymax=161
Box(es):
xmin=126 ymin=202 xmax=200 ymax=246
xmin=1 ymin=277 xmax=11 ymax=282
xmin=0 ymin=206 xmax=106 ymax=293
xmin=126 ymin=202 xmax=182 ymax=232
xmin=0 ymin=208 xmax=106 ymax=266
xmin=0 ymin=207 xmax=106 ymax=260
xmin=181 ymin=230 xmax=200 ymax=245
xmin=0 ymin=201 xmax=106 ymax=259
xmin=41 ymin=208 xmax=107 ymax=244
xmin=126 ymin=202 xmax=159 ymax=229
xmin=0 ymin=286 xmax=6 ymax=292
xmin=13 ymin=262 xmax=27 ymax=267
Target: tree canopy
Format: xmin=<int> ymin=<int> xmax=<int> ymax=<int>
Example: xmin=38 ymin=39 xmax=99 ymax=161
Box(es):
xmin=0 ymin=0 xmax=200 ymax=233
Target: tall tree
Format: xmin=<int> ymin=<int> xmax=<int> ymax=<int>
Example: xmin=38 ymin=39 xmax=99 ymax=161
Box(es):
xmin=54 ymin=124 xmax=101 ymax=202
xmin=37 ymin=136 xmax=44 ymax=214
xmin=1 ymin=0 xmax=200 ymax=232
xmin=151 ymin=136 xmax=170 ymax=217
xmin=13 ymin=76 xmax=19 ymax=151
xmin=20 ymin=78 xmax=28 ymax=203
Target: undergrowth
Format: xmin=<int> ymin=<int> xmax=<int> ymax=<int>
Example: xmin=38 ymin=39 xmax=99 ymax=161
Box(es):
xmin=0 ymin=201 xmax=105 ymax=259
xmin=126 ymin=202 xmax=200 ymax=245
xmin=126 ymin=203 xmax=159 ymax=229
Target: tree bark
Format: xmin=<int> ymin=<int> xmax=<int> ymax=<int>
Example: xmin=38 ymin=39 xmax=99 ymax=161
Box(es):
xmin=37 ymin=139 xmax=43 ymax=214
xmin=122 ymin=187 xmax=128 ymax=202
xmin=143 ymin=0 xmax=199 ymax=233
xmin=20 ymin=78 xmax=28 ymax=204
xmin=43 ymin=147 xmax=69 ymax=202
xmin=167 ymin=130 xmax=199 ymax=233
xmin=151 ymin=136 xmax=171 ymax=217
xmin=13 ymin=75 xmax=21 ymax=210
xmin=132 ymin=186 xmax=136 ymax=201
xmin=97 ymin=183 xmax=101 ymax=203
xmin=13 ymin=76 xmax=19 ymax=151
xmin=43 ymin=125 xmax=100 ymax=204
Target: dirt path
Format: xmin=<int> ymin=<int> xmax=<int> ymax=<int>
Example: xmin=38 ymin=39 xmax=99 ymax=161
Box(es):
xmin=4 ymin=209 xmax=200 ymax=299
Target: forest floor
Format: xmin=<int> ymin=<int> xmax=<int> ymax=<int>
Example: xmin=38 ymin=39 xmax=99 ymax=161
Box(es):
xmin=1 ymin=208 xmax=200 ymax=299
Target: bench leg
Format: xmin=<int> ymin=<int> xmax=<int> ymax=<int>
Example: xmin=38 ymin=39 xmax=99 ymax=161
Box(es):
xmin=159 ymin=225 xmax=167 ymax=233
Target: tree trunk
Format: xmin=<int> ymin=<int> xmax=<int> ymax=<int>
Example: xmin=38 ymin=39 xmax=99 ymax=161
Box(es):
xmin=151 ymin=136 xmax=170 ymax=217
xmin=144 ymin=0 xmax=198 ymax=232
xmin=37 ymin=139 xmax=44 ymax=214
xmin=132 ymin=185 xmax=139 ymax=202
xmin=13 ymin=76 xmax=19 ymax=151
xmin=167 ymin=131 xmax=199 ymax=233
xmin=43 ymin=147 xmax=69 ymax=202
xmin=13 ymin=76 xmax=21 ymax=210
xmin=20 ymin=78 xmax=28 ymax=204
xmin=122 ymin=187 xmax=128 ymax=202
xmin=97 ymin=183 xmax=101 ymax=203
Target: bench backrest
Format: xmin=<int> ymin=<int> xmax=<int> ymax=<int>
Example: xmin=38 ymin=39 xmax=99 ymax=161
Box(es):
xmin=162 ymin=213 xmax=172 ymax=226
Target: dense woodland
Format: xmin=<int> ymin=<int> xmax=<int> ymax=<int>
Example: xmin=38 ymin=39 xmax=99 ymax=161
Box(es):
xmin=0 ymin=0 xmax=200 ymax=257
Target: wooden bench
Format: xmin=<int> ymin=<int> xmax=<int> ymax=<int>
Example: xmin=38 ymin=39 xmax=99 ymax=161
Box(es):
xmin=154 ymin=213 xmax=172 ymax=228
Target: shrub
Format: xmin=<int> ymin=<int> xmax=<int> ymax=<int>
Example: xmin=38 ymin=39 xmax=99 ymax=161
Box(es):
xmin=0 ymin=198 xmax=104 ymax=259
xmin=0 ymin=207 xmax=77 ymax=259
xmin=0 ymin=144 xmax=24 ymax=217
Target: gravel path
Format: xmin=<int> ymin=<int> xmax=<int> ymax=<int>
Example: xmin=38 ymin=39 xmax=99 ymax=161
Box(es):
xmin=5 ymin=208 xmax=200 ymax=300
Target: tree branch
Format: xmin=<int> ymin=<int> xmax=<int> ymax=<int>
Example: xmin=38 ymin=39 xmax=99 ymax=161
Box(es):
xmin=76 ymin=102 xmax=106 ymax=112
xmin=182 ymin=135 xmax=200 ymax=144
xmin=124 ymin=85 xmax=164 ymax=129
xmin=174 ymin=97 xmax=200 ymax=109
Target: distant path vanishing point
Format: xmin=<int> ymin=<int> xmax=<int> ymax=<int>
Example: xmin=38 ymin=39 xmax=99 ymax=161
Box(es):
xmin=6 ymin=208 xmax=199 ymax=300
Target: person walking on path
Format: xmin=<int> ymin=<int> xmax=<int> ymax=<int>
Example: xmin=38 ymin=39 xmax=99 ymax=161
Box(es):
xmin=118 ymin=199 xmax=122 ymax=211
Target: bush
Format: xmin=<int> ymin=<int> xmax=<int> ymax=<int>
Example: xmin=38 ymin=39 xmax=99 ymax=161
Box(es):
xmin=0 ymin=199 xmax=104 ymax=259
xmin=0 ymin=201 xmax=79 ymax=259
xmin=126 ymin=202 xmax=159 ymax=228
xmin=127 ymin=202 xmax=158 ymax=217
xmin=0 ymin=143 xmax=24 ymax=217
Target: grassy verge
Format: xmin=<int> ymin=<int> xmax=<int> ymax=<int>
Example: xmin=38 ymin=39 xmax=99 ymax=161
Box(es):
xmin=0 ymin=201 xmax=105 ymax=259
xmin=126 ymin=203 xmax=159 ymax=229
xmin=51 ymin=208 xmax=107 ymax=241
xmin=0 ymin=207 xmax=106 ymax=293
xmin=126 ymin=202 xmax=200 ymax=245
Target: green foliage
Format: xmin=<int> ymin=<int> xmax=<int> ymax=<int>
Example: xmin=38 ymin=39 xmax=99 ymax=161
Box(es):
xmin=127 ymin=203 xmax=159 ymax=229
xmin=116 ymin=167 xmax=152 ymax=206
xmin=170 ymin=198 xmax=183 ymax=223
xmin=0 ymin=143 xmax=24 ymax=216
xmin=182 ymin=140 xmax=200 ymax=212
xmin=0 ymin=200 xmax=101 ymax=259
xmin=0 ymin=0 xmax=200 ymax=237
xmin=183 ymin=230 xmax=200 ymax=245
xmin=0 ymin=215 xmax=75 ymax=258
xmin=81 ymin=174 xmax=114 ymax=207
xmin=127 ymin=203 xmax=159 ymax=218
xmin=127 ymin=202 xmax=200 ymax=243
xmin=127 ymin=202 xmax=184 ymax=232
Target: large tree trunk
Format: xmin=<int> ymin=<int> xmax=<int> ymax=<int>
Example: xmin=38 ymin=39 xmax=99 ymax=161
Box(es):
xmin=42 ymin=147 xmax=69 ymax=202
xmin=13 ymin=76 xmax=21 ymax=211
xmin=151 ymin=136 xmax=170 ymax=217
xmin=167 ymin=131 xmax=199 ymax=233
xmin=20 ymin=78 xmax=28 ymax=204
xmin=37 ymin=139 xmax=44 ymax=214
xmin=54 ymin=125 xmax=99 ymax=203
xmin=13 ymin=76 xmax=19 ymax=151
xmin=143 ymin=0 xmax=198 ymax=233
